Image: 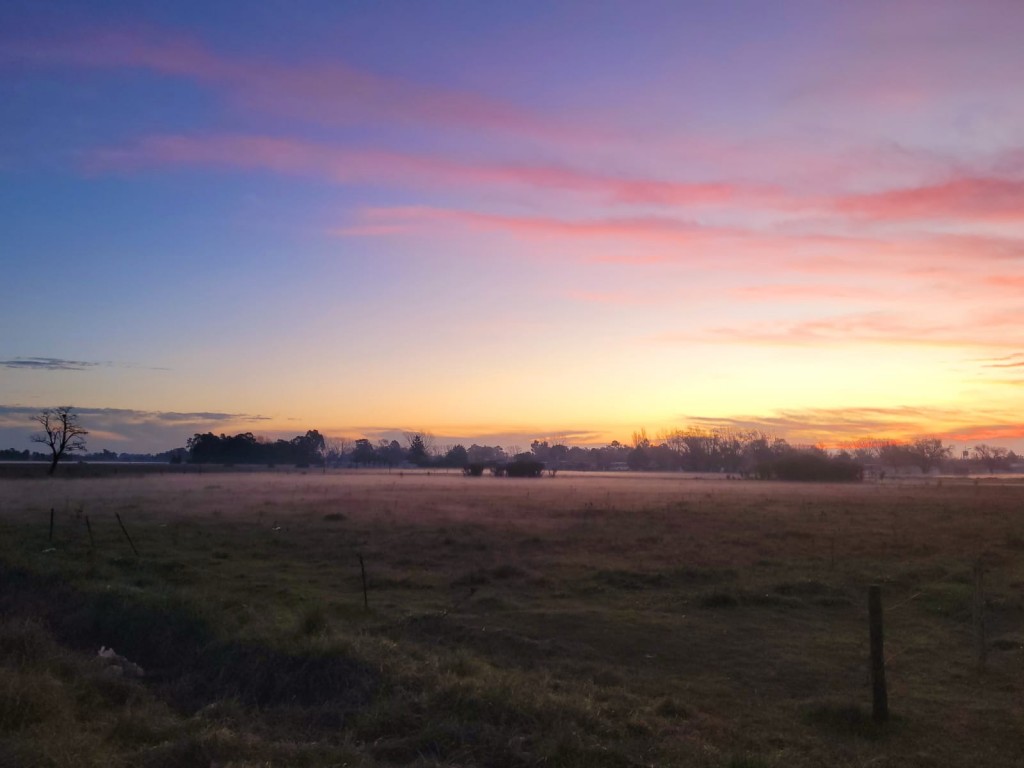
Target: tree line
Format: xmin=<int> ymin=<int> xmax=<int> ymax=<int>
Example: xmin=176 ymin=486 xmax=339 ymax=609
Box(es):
xmin=324 ymin=429 xmax=1019 ymax=479
xmin=10 ymin=407 xmax=1022 ymax=479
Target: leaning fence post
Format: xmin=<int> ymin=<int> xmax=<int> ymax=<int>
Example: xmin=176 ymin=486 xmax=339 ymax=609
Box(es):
xmin=868 ymin=585 xmax=889 ymax=723
xmin=85 ymin=515 xmax=95 ymax=552
xmin=358 ymin=553 xmax=369 ymax=611
xmin=973 ymin=560 xmax=987 ymax=672
xmin=115 ymin=513 xmax=139 ymax=558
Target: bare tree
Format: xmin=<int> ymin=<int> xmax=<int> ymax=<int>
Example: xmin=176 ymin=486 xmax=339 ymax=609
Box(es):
xmin=973 ymin=444 xmax=1010 ymax=473
xmin=31 ymin=406 xmax=88 ymax=475
xmin=324 ymin=437 xmax=352 ymax=465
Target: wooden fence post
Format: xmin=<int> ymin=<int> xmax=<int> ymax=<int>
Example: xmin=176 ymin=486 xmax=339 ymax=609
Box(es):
xmin=868 ymin=585 xmax=889 ymax=723
xmin=115 ymin=513 xmax=139 ymax=557
xmin=358 ymin=554 xmax=369 ymax=611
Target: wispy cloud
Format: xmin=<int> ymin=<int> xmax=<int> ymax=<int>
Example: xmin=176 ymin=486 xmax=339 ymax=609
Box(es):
xmin=680 ymin=405 xmax=1024 ymax=444
xmin=833 ymin=176 xmax=1024 ymax=222
xmin=334 ymin=205 xmax=747 ymax=249
xmin=658 ymin=311 xmax=1023 ymax=350
xmin=0 ymin=356 xmax=168 ymax=372
xmin=974 ymin=354 xmax=1024 ymax=370
xmin=564 ymin=289 xmax=646 ymax=306
xmin=0 ymin=405 xmax=270 ymax=425
xmin=338 ymin=204 xmax=1024 ymax=264
xmin=728 ymin=284 xmax=891 ymax=302
xmin=2 ymin=26 xmax=580 ymax=141
xmin=0 ymin=357 xmax=105 ymax=371
xmin=84 ymin=133 xmax=779 ymax=209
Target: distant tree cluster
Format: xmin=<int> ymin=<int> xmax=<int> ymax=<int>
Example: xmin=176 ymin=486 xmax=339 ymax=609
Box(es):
xmin=836 ymin=438 xmax=1018 ymax=475
xmin=340 ymin=433 xmax=497 ymax=469
xmin=186 ymin=430 xmax=325 ymax=466
xmin=844 ymin=437 xmax=952 ymax=474
xmin=0 ymin=448 xmax=50 ymax=462
xmin=970 ymin=444 xmax=1015 ymax=473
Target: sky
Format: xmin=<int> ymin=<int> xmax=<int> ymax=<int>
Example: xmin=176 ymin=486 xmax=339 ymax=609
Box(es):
xmin=2 ymin=0 xmax=1023 ymax=454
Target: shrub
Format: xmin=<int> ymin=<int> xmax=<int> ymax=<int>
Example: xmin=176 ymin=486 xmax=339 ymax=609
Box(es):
xmin=505 ymin=460 xmax=545 ymax=478
xmin=768 ymin=452 xmax=863 ymax=482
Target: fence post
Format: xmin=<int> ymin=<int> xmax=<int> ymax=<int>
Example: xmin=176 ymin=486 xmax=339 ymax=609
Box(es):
xmin=115 ymin=513 xmax=139 ymax=558
xmin=358 ymin=554 xmax=369 ymax=611
xmin=868 ymin=585 xmax=889 ymax=723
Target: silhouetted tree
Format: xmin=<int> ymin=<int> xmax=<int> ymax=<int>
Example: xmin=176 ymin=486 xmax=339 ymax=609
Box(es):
xmin=627 ymin=445 xmax=650 ymax=470
xmin=382 ymin=439 xmax=406 ymax=467
xmin=468 ymin=444 xmax=506 ymax=464
xmin=444 ymin=444 xmax=469 ymax=468
xmin=351 ymin=438 xmax=377 ymax=465
xmin=291 ymin=429 xmax=325 ymax=467
xmin=530 ymin=440 xmax=551 ymax=462
xmin=406 ymin=433 xmax=430 ymax=466
xmin=31 ymin=406 xmax=88 ymax=475
xmin=908 ymin=438 xmax=951 ymax=474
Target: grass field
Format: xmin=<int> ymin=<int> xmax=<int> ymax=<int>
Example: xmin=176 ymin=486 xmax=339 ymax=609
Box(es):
xmin=1 ymin=470 xmax=1022 ymax=767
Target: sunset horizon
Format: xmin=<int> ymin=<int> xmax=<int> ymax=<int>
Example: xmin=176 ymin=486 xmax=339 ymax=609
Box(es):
xmin=3 ymin=1 xmax=1023 ymax=454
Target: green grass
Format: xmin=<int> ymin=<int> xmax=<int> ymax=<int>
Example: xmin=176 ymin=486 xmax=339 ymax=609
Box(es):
xmin=0 ymin=470 xmax=1022 ymax=766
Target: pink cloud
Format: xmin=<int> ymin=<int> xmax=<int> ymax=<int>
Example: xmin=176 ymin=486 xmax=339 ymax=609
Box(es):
xmin=833 ymin=176 xmax=1024 ymax=222
xmin=729 ymin=284 xmax=893 ymax=302
xmin=84 ymin=132 xmax=780 ymax=208
xmin=784 ymin=232 xmax=1024 ymax=281
xmin=983 ymin=275 xmax=1024 ymax=290
xmin=336 ymin=205 xmax=721 ymax=244
xmin=564 ymin=289 xmax=646 ymax=305
xmin=943 ymin=423 xmax=1024 ymax=442
xmin=3 ymin=26 xmax=576 ymax=141
xmin=1 ymin=25 xmax=231 ymax=79
xmin=336 ymin=205 xmax=1024 ymax=303
xmin=583 ymin=253 xmax=672 ymax=265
